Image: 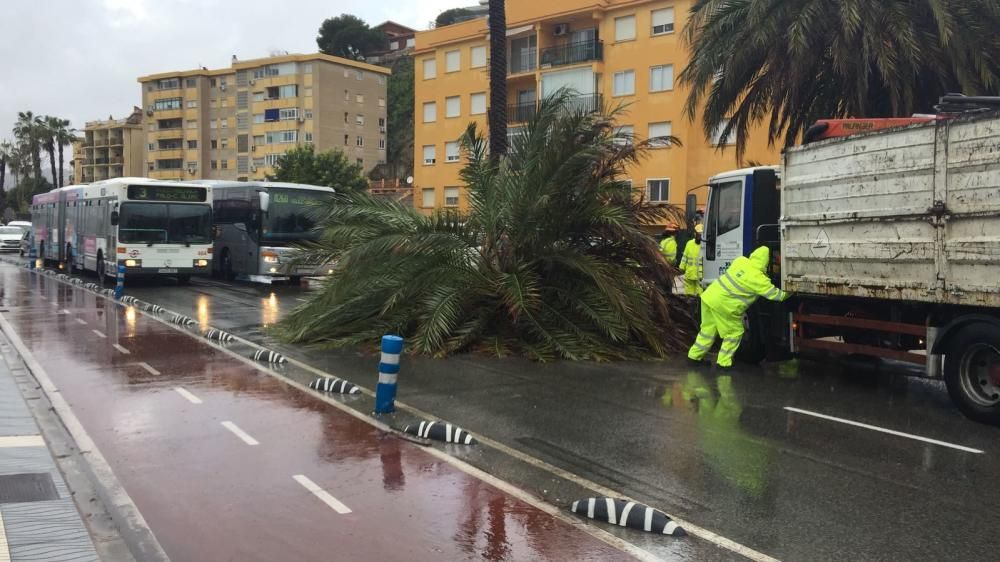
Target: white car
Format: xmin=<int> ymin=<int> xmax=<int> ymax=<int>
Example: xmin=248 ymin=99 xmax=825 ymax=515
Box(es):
xmin=0 ymin=226 xmax=23 ymax=253
xmin=6 ymin=221 xmax=30 ymax=232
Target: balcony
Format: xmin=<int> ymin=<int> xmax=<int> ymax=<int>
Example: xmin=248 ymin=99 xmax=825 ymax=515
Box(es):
xmin=539 ymin=40 xmax=603 ymax=69
xmin=509 ymin=48 xmax=537 ymax=75
xmin=507 ymin=94 xmax=603 ymax=123
xmin=109 ymin=137 xmax=124 ymax=146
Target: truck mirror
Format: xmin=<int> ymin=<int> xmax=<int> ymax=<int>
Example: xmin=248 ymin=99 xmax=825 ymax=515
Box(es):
xmin=685 ymin=193 xmax=698 ymax=222
xmin=110 ymin=211 xmax=119 ymax=226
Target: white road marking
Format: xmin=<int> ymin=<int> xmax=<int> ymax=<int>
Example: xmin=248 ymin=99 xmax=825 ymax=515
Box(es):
xmin=75 ymin=318 xmax=87 ymax=325
xmin=784 ymin=406 xmax=985 ymax=454
xmin=292 ymin=475 xmax=351 ymax=514
xmin=112 ymin=344 xmax=130 ymax=355
xmin=92 ymin=329 xmax=106 ymax=339
xmin=295 ymin=297 xmax=307 ymax=303
xmin=221 ymin=421 xmax=259 ymax=446
xmin=0 ymin=509 xmax=10 ymax=562
xmin=39 ymin=295 xmax=46 ymax=300
xmin=0 ymin=435 xmax=45 ymax=448
xmin=58 ymin=309 xmax=70 ymax=315
xmin=138 ymin=362 xmax=160 ymax=376
xmin=174 ymin=387 xmax=202 ymax=405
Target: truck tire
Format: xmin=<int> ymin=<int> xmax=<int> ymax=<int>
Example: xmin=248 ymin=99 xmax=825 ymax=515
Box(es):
xmin=944 ymin=323 xmax=1000 ymax=425
xmin=736 ymin=309 xmax=767 ymax=364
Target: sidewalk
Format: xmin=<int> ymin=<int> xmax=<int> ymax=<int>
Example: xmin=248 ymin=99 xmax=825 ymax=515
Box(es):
xmin=0 ymin=340 xmax=100 ymax=562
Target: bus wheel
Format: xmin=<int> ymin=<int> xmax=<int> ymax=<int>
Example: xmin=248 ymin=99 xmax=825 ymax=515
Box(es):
xmin=220 ymin=250 xmax=235 ymax=282
xmin=945 ymin=323 xmax=1000 ymax=425
xmin=96 ymin=253 xmax=106 ymax=286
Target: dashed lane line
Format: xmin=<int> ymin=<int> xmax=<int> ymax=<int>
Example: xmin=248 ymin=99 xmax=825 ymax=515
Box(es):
xmin=75 ymin=318 xmax=87 ymax=325
xmin=221 ymin=421 xmax=259 ymax=446
xmin=784 ymin=407 xmax=985 ymax=454
xmin=292 ymin=475 xmax=351 ymax=514
xmin=92 ymin=329 xmax=106 ymax=339
xmin=112 ymin=344 xmax=130 ymax=355
xmin=174 ymin=387 xmax=203 ymax=405
xmin=138 ymin=362 xmax=160 ymax=376
xmin=0 ymin=435 xmax=45 ymax=448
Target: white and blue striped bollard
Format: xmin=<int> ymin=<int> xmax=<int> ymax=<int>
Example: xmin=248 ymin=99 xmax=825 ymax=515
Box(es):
xmin=374 ymin=335 xmax=403 ymax=414
xmin=114 ymin=264 xmax=125 ymax=300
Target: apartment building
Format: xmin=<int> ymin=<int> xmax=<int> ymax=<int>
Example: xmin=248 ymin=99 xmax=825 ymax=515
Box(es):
xmin=138 ymin=53 xmax=389 ymax=181
xmin=74 ymin=107 xmax=145 ymax=183
xmin=412 ymin=0 xmax=780 ymax=229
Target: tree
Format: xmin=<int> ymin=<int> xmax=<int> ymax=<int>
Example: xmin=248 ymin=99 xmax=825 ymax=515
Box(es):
xmin=488 ymin=0 xmax=508 ymax=159
xmin=13 ymin=111 xmax=42 ymax=183
xmin=681 ymin=0 xmax=1000 ymax=159
xmin=436 ymin=8 xmax=476 ymax=27
xmin=0 ymin=140 xmax=10 ymax=195
xmin=40 ymin=117 xmax=58 ymax=190
xmin=278 ymin=92 xmax=686 ymax=360
xmin=316 ymin=14 xmax=386 ymax=60
xmin=384 ymin=56 xmax=414 ymax=180
xmin=47 ymin=117 xmax=75 ymax=187
xmin=268 ymin=145 xmax=368 ymax=193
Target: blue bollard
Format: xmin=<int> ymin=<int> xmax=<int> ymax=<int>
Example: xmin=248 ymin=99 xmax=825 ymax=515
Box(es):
xmin=374 ymin=335 xmax=404 ymax=414
xmin=114 ymin=264 xmax=125 ymax=300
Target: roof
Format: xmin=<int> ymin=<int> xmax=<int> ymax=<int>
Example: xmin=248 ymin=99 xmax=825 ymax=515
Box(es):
xmin=188 ymin=180 xmax=335 ymax=193
xmin=374 ymin=21 xmax=417 ymax=35
xmin=708 ymin=166 xmax=780 ymax=183
xmin=138 ymin=52 xmax=390 ymax=83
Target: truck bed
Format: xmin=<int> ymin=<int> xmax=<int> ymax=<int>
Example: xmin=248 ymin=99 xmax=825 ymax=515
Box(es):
xmin=781 ymin=112 xmax=1000 ymax=306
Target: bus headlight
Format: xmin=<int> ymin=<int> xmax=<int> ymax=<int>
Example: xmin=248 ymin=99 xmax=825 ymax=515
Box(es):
xmin=262 ymin=251 xmax=280 ymax=264
xmin=194 ymin=259 xmax=209 ymax=268
xmin=123 ymin=259 xmax=141 ymax=268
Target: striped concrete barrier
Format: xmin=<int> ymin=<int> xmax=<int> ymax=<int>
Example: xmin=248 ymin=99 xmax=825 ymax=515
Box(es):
xmin=308 ymin=377 xmax=360 ymax=394
xmin=251 ymin=349 xmax=286 ymax=364
xmin=569 ymin=498 xmax=685 ymax=536
xmin=402 ymin=421 xmax=476 ymax=445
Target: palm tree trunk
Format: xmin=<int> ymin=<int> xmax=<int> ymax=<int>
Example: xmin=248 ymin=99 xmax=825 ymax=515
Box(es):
xmin=57 ymin=144 xmax=64 ymax=187
xmin=47 ymin=147 xmax=56 ymax=188
xmin=0 ymin=157 xmax=5 ymax=194
xmin=488 ymin=0 xmax=508 ymax=161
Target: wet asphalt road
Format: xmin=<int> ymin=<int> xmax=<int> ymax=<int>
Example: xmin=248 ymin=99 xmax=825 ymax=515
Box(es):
xmin=6 ymin=263 xmax=1000 ymax=561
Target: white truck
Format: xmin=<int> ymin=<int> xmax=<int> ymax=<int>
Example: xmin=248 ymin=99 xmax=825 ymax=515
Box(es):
xmin=701 ymin=111 xmax=1000 ymax=424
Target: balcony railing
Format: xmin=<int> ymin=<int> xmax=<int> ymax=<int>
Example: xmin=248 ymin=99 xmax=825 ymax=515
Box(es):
xmin=509 ymin=48 xmax=537 ymax=75
xmin=508 ymin=93 xmax=603 ymax=123
xmin=539 ymin=40 xmax=603 ymax=68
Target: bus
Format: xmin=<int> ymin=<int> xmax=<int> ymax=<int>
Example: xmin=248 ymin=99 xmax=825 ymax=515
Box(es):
xmin=31 ymin=178 xmax=214 ymax=284
xmin=195 ymin=181 xmax=335 ymax=283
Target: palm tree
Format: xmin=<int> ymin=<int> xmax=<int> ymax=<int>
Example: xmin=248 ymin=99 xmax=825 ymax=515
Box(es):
xmin=680 ymin=0 xmax=1000 ymax=159
xmin=279 ymin=92 xmax=686 ymax=360
xmin=487 ymin=0 xmax=507 ymax=159
xmin=46 ymin=117 xmax=74 ymax=187
xmin=0 ymin=141 xmax=10 ymax=195
xmin=13 ymin=111 xmax=43 ymax=183
xmin=40 ymin=117 xmax=58 ymax=189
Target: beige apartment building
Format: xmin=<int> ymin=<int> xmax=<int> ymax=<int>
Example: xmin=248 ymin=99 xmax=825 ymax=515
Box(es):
xmin=137 ymin=53 xmax=389 ymax=181
xmin=74 ymin=107 xmax=146 ymax=183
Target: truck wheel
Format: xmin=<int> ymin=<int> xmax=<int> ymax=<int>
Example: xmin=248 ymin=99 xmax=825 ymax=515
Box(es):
xmin=736 ymin=309 xmax=767 ymax=364
xmin=944 ymin=323 xmax=1000 ymax=425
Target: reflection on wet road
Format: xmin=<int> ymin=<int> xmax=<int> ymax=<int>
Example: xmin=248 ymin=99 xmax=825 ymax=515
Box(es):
xmin=0 ymin=266 xmax=635 ymax=562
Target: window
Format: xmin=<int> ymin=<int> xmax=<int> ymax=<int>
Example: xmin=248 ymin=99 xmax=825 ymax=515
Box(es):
xmin=153 ymin=97 xmax=182 ymax=110
xmin=445 ymin=96 xmax=460 ymax=118
xmin=471 ymin=46 xmax=487 ymax=68
xmin=445 ymin=141 xmax=460 ymax=162
xmin=422 ymin=188 xmax=435 ymax=208
xmin=186 ymin=161 xmax=198 ymax=169
xmin=651 ymin=8 xmax=675 ymax=35
xmin=356 ymin=70 xmax=364 ymax=81
xmin=185 ymin=78 xmax=197 ymax=88
xmin=304 ymin=63 xmax=313 ymax=74
xmin=211 ymin=160 xmax=218 ymax=170
xmin=378 ymin=117 xmax=386 ymax=130
xmin=406 ymin=37 xmax=415 ymax=48
xmin=713 ymin=180 xmax=742 ymax=236
xmin=344 ymin=134 xmax=349 ymax=145
xmin=221 ymin=99 xmax=228 ymax=107
xmin=157 ymin=78 xmax=180 ymax=90
xmin=357 ymin=94 xmax=364 ymax=103
xmin=712 ymin=119 xmax=736 ymax=146
xmin=304 ymin=87 xmax=312 ymax=97
xmin=187 ymin=120 xmax=197 ymax=129
xmin=211 ymin=139 xmax=218 ymax=149
xmin=237 ymin=155 xmax=249 ymax=173
xmin=470 ymin=92 xmax=486 ymax=115
xmin=648 ymin=121 xmax=673 ymax=147
xmin=344 ymin=112 xmax=349 ymax=123
xmin=650 ymin=64 xmax=674 ymax=92
xmin=221 ymin=138 xmax=228 ymax=149
xmin=647 ymin=179 xmax=669 ymax=203
xmin=356 ymin=158 xmax=364 ymax=167
xmin=148 ymin=143 xmax=155 ymax=151
xmin=221 ymin=159 xmax=229 ymax=170
xmin=390 ymin=41 xmax=400 ymax=50
xmin=237 ymin=113 xmax=248 ymax=129
xmin=615 ymin=15 xmax=636 ymax=41
xmin=220 ymin=118 xmax=228 ymax=129
xmin=344 ymin=68 xmax=350 ymax=78
xmin=614 ymin=125 xmax=634 ymax=146
xmin=187 ymin=140 xmax=197 ymax=149
xmin=378 ymin=137 xmax=385 ymax=149
xmin=444 ymin=187 xmax=460 ymax=207
xmin=379 ymin=97 xmax=385 ymax=107
xmin=445 ymin=50 xmax=461 ymax=72
xmin=254 ymin=113 xmax=265 ymax=124
xmin=423 ymin=102 xmax=437 ymax=123
xmin=210 ymin=119 xmax=218 ymax=129
xmin=422 ymin=145 xmax=436 ymax=165
xmin=423 ymin=58 xmax=437 ymax=79
xmin=253 ymin=157 xmax=265 ymax=167
xmin=237 ymin=134 xmax=248 ymax=152
xmin=264 ymin=153 xmax=284 ymax=167
xmin=356 ymin=114 xmax=365 ymax=125
xmin=186 ymin=100 xmax=198 ymax=108
xmin=253 ymin=92 xmax=264 ymax=102
xmin=304 ymin=109 xmax=313 ymax=119
xmin=613 ymin=70 xmax=635 ymax=96
xmin=306 ymin=132 xmax=314 ymax=143
xmin=265 ymin=130 xmax=297 ymax=144
xmin=356 ymin=136 xmax=364 ymax=147
xmin=253 ymin=135 xmax=265 ymax=146
xmin=264 ymin=85 xmax=298 ymax=99
xmin=210 ymin=78 xmax=217 ymax=88
xmin=279 ymin=108 xmax=298 ymax=121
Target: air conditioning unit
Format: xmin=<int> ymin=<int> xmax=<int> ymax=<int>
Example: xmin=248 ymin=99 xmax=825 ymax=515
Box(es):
xmin=553 ymin=23 xmax=569 ymax=36
xmin=249 ymin=79 xmax=255 ymax=85
xmin=187 ymin=167 xmax=196 ymax=174
xmin=379 ymin=126 xmax=386 ymax=133
xmin=250 ymin=165 xmax=257 ymax=172
xmin=220 ymin=85 xmax=227 ymax=91
xmin=298 ymin=116 xmax=306 ymax=123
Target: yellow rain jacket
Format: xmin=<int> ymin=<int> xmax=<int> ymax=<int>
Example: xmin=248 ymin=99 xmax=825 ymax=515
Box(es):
xmin=679 ymin=239 xmax=703 ymax=295
xmin=701 ymin=247 xmax=788 ymax=316
xmin=659 ymin=236 xmax=678 ymax=264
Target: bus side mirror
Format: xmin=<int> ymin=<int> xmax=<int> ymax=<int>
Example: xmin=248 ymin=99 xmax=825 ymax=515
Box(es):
xmin=258 ymin=192 xmax=270 ymax=214
xmin=110 ymin=211 xmax=119 ymax=226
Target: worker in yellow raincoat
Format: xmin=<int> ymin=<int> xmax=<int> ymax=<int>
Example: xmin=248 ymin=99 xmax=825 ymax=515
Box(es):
xmin=688 ymin=246 xmax=790 ymax=368
xmin=659 ymin=224 xmax=679 ymax=265
xmin=679 ymin=224 xmax=703 ymax=295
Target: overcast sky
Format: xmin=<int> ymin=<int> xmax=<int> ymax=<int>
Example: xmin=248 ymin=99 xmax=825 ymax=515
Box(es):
xmin=0 ymin=0 xmax=463 ymax=156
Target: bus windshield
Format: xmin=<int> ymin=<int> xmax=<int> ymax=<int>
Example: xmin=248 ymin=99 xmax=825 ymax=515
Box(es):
xmin=119 ymin=203 xmax=213 ymax=245
xmin=261 ymin=189 xmax=332 ymax=243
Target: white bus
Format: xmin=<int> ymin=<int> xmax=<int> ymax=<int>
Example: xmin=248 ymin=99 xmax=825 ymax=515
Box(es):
xmin=194 ymin=181 xmax=334 ymax=283
xmin=31 ymin=178 xmax=214 ymax=284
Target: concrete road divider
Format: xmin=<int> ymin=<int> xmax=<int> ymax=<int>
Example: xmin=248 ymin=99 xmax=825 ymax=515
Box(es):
xmin=142 ymin=303 xmax=165 ymax=314
xmin=251 ymin=349 xmax=287 ymax=364
xmin=169 ymin=313 xmax=195 ymax=326
xmin=308 ymin=377 xmax=360 ymax=394
xmin=402 ymin=421 xmax=477 ymax=445
xmin=570 ymin=498 xmax=686 ymax=536
xmin=204 ymin=328 xmax=234 ymax=343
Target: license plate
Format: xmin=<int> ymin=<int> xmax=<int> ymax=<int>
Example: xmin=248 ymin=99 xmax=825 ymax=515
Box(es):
xmin=158 ymin=268 xmax=178 ymax=273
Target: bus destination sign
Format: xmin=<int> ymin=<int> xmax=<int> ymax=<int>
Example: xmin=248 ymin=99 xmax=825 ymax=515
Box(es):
xmin=127 ymin=185 xmax=207 ymax=203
